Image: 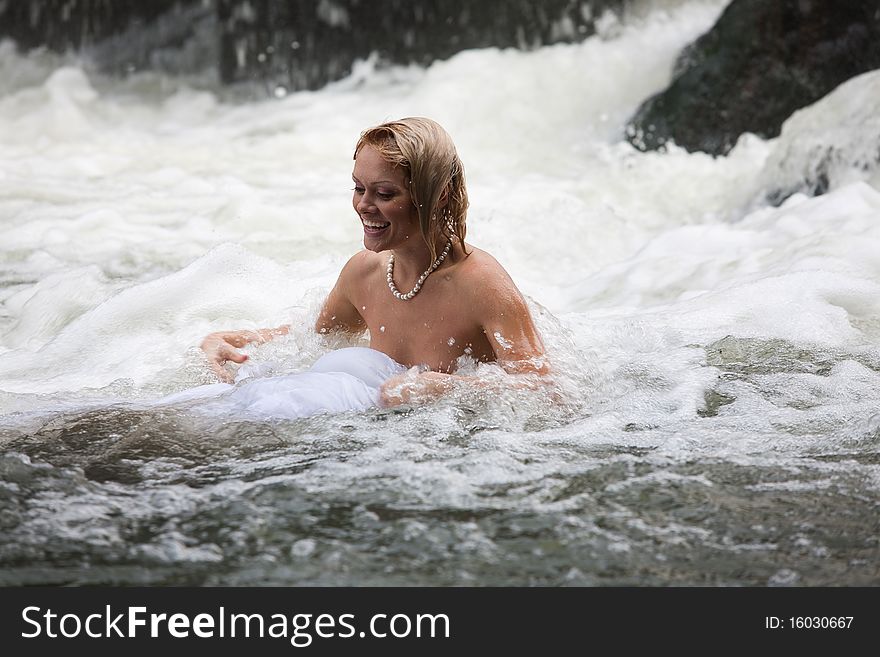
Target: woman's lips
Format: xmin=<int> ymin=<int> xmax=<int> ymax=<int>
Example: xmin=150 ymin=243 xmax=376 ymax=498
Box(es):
xmin=362 ymin=218 xmax=390 ymax=233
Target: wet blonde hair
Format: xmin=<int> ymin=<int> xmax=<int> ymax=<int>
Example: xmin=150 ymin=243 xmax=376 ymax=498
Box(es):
xmin=354 ymin=117 xmax=469 ymax=262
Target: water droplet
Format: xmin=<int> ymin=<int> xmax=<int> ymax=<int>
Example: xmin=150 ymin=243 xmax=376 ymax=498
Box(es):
xmin=380 ymin=326 xmax=386 ymax=332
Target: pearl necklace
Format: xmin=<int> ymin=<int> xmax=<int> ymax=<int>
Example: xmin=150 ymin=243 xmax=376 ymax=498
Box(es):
xmin=386 ymin=239 xmax=452 ymax=300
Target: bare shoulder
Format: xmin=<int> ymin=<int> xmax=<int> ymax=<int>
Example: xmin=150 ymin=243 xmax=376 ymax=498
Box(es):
xmin=453 ymin=245 xmax=535 ymax=326
xmin=317 ymin=250 xmax=383 ymax=333
xmin=455 ymin=244 xmax=546 ymax=368
xmin=338 ymin=249 xmax=384 ymax=284
xmin=455 ymin=245 xmax=520 ymax=299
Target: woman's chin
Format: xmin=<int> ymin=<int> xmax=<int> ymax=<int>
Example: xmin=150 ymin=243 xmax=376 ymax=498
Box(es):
xmin=363 ymin=236 xmax=384 ymax=252
xmin=363 ymin=228 xmax=392 ymax=252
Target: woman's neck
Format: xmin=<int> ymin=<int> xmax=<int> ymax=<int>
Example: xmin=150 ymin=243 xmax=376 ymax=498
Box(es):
xmin=390 ymin=237 xmax=452 ymax=283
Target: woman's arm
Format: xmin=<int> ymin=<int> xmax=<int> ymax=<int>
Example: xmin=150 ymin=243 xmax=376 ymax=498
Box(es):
xmin=479 ymin=275 xmax=549 ymax=377
xmin=314 ymin=254 xmax=367 ymax=335
xmin=200 ymin=254 xmax=368 ymax=382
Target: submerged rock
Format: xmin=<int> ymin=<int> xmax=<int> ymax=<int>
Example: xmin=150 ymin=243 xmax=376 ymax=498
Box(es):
xmin=626 ymin=0 xmax=880 ymax=156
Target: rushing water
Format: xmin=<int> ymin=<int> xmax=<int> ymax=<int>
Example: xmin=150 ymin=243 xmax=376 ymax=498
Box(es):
xmin=1 ymin=0 xmax=879 ymax=586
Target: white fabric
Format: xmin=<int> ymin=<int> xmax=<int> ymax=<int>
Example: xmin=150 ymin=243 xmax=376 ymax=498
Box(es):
xmin=160 ymin=347 xmax=405 ymax=419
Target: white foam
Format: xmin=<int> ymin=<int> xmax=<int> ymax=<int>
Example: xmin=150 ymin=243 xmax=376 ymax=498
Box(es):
xmin=760 ymin=69 xmax=880 ymax=199
xmin=1 ymin=0 xmax=878 ymax=458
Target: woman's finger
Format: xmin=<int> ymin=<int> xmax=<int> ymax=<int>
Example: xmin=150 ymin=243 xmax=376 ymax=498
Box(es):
xmin=209 ymin=360 xmax=234 ymax=383
xmin=219 ymin=345 xmax=248 ymax=364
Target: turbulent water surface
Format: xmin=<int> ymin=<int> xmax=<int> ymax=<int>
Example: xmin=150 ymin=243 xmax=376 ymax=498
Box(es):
xmin=1 ymin=0 xmax=879 ymax=586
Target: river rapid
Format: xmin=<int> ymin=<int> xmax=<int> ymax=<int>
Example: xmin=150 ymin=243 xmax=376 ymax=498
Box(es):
xmin=1 ymin=0 xmax=879 ymax=585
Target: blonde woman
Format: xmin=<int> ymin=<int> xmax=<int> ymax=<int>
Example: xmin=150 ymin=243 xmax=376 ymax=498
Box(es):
xmin=201 ymin=117 xmax=548 ymax=409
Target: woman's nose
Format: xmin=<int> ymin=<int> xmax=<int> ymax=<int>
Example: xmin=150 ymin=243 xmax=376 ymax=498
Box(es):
xmin=356 ymin=194 xmax=374 ymax=213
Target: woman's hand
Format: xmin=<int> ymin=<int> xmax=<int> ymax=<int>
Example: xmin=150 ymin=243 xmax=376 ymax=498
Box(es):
xmin=199 ymin=331 xmax=254 ymax=383
xmin=379 ymin=369 xmax=454 ymax=407
xmin=200 ymin=326 xmax=290 ymax=382
xmin=379 ymin=360 xmax=553 ymax=408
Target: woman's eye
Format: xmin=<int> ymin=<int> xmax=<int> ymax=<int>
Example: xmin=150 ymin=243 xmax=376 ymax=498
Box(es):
xmin=351 ymin=185 xmax=393 ymax=200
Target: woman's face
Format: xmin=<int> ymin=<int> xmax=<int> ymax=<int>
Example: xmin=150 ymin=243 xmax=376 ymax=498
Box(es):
xmin=352 ymin=145 xmax=419 ymax=253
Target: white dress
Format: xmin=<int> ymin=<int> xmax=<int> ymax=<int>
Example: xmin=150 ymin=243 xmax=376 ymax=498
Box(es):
xmin=159 ymin=347 xmax=406 ymax=419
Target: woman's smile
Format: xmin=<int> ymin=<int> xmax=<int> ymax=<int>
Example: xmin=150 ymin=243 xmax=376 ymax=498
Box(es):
xmin=361 ymin=218 xmax=391 ymax=234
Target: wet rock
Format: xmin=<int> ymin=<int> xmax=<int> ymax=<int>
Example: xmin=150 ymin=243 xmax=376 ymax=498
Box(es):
xmin=0 ymin=0 xmax=185 ymax=53
xmin=626 ymin=0 xmax=880 ymax=156
xmin=761 ymin=69 xmax=880 ymax=204
xmin=0 ymin=0 xmax=627 ymax=91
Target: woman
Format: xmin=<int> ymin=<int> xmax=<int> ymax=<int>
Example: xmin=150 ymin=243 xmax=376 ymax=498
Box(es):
xmin=200 ymin=117 xmax=548 ymax=408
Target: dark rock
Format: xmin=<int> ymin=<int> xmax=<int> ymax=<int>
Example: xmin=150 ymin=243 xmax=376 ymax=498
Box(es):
xmin=626 ymin=0 xmax=880 ymax=156
xmin=217 ymin=0 xmax=625 ymax=92
xmin=0 ymin=0 xmax=629 ymax=92
xmin=0 ymin=0 xmax=186 ymax=53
